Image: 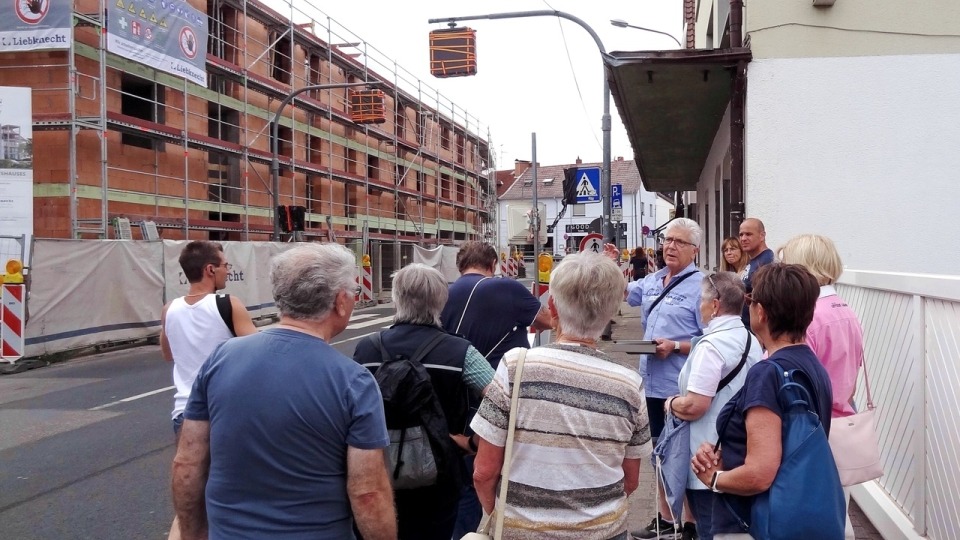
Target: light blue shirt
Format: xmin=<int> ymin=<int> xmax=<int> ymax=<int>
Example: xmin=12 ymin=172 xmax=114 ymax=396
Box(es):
xmin=625 ymin=262 xmax=703 ymax=398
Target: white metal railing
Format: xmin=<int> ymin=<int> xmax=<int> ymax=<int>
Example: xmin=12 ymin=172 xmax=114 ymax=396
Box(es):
xmin=837 ymin=269 xmax=960 ymax=540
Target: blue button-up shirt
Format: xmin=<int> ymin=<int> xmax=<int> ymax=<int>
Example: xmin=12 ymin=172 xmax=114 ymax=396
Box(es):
xmin=626 ymin=262 xmax=704 ymax=398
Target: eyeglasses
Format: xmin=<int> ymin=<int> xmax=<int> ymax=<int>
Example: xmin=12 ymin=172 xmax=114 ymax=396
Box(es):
xmin=353 ymin=285 xmax=362 ymax=296
xmin=215 ymin=262 xmax=232 ymax=271
xmin=707 ymin=274 xmax=718 ymax=293
xmin=745 ymin=293 xmax=758 ymax=306
xmin=662 ymin=236 xmax=696 ymax=248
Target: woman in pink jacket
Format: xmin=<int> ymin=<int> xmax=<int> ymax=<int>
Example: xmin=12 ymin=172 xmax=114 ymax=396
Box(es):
xmin=778 ymin=233 xmax=863 ymax=540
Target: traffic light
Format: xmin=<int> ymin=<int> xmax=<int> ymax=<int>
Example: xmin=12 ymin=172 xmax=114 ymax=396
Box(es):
xmin=290 ymin=206 xmax=306 ymax=232
xmin=429 ymin=27 xmax=478 ymax=78
xmin=276 ymin=205 xmax=291 ymax=233
xmin=562 ymin=167 xmax=578 ymax=205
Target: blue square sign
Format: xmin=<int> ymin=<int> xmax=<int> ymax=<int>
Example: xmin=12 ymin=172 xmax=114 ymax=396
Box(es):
xmin=575 ymin=167 xmax=601 ymax=203
xmin=612 ymin=184 xmax=622 ymax=209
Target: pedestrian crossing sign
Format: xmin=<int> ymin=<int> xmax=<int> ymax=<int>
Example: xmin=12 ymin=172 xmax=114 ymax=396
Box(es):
xmin=575 ymin=167 xmax=601 ymax=203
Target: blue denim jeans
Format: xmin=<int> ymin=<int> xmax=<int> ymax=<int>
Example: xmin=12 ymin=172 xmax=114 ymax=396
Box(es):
xmin=452 ymin=454 xmax=482 ymax=537
xmin=172 ymin=413 xmax=184 ymax=437
xmin=686 ymin=488 xmax=718 ymax=540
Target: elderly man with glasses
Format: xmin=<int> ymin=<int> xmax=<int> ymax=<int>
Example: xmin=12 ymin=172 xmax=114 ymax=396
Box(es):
xmin=625 ymin=218 xmax=705 ymax=540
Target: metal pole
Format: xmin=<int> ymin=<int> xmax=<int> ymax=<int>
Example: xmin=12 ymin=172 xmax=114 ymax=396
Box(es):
xmin=531 ymin=133 xmax=539 ymax=294
xmin=429 ymin=10 xmax=613 ymax=243
xmin=271 ymin=81 xmax=370 ymax=241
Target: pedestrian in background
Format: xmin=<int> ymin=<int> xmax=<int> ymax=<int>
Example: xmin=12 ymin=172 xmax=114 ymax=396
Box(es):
xmin=720 ymin=237 xmax=748 ymax=275
xmin=738 ymin=218 xmax=775 ymax=327
xmin=172 ymin=243 xmax=395 ymax=540
xmin=631 ymin=246 xmax=650 ymax=281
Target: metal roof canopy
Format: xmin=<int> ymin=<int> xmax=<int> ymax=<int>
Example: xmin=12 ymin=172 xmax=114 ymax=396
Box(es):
xmin=605 ymin=48 xmax=752 ymax=193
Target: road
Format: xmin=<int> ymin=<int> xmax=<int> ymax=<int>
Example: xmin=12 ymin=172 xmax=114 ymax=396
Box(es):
xmin=0 ymin=303 xmax=398 ymax=540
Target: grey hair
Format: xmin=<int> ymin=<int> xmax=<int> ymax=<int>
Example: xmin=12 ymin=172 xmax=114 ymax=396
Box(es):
xmin=391 ymin=263 xmax=448 ymax=326
xmin=270 ymin=243 xmax=357 ymax=321
xmin=702 ymin=271 xmax=746 ymax=315
xmin=666 ymin=217 xmax=703 ymax=247
xmin=549 ymin=252 xmax=625 ymax=339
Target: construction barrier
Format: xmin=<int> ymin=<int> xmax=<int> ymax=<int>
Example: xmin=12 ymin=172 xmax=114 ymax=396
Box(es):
xmin=1 ymin=284 xmax=25 ymax=361
xmin=360 ymin=255 xmax=374 ymax=304
xmin=507 ymin=257 xmax=516 ymax=279
xmin=500 ymin=253 xmax=508 ymax=277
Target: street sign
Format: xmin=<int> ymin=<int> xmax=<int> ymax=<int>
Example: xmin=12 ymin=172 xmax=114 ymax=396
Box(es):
xmin=574 ymin=167 xmax=601 ymax=204
xmin=611 ymin=183 xmax=623 ymax=221
xmin=579 ymin=232 xmax=604 ymax=253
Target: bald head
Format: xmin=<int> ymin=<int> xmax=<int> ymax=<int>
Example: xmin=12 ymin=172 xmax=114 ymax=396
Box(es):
xmin=739 ymin=218 xmax=768 ymax=258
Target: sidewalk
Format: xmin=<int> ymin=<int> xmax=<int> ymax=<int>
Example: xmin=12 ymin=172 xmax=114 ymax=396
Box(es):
xmin=597 ymin=302 xmax=883 ymax=539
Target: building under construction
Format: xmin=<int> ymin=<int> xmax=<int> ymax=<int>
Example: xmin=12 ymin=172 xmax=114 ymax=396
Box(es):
xmin=0 ymin=0 xmax=494 ymax=254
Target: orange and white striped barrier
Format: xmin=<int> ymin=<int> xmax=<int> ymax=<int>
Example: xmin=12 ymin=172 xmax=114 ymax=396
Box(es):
xmin=1 ymin=284 xmax=25 ymax=361
xmin=506 ymin=257 xmax=516 ymax=279
xmin=500 ymin=255 xmax=509 ymax=277
xmin=361 ymin=263 xmax=374 ymax=303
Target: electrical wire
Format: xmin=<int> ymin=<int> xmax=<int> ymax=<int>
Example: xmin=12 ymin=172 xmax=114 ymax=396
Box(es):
xmin=750 ymin=22 xmax=960 ymax=39
xmin=543 ymin=0 xmax=603 ymax=153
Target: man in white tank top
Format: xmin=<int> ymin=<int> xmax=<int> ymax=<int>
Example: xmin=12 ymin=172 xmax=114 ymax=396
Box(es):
xmin=160 ymin=240 xmax=255 ymax=539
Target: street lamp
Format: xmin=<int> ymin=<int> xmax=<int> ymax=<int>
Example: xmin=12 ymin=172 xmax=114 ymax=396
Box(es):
xmin=610 ymin=19 xmax=683 ymax=48
xmin=428 ymin=10 xmax=615 ymax=246
xmin=270 ymin=82 xmax=373 ymax=241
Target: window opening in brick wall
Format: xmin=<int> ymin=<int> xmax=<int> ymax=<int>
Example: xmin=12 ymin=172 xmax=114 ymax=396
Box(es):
xmin=270 ymin=30 xmax=292 ymax=84
xmin=441 ymin=173 xmax=451 ymax=199
xmin=367 ymin=155 xmax=380 ymax=181
xmin=120 ymin=74 xmax=165 ymax=150
xmin=440 ymin=122 xmax=451 ymax=149
xmin=456 ymin=131 xmax=465 ymax=164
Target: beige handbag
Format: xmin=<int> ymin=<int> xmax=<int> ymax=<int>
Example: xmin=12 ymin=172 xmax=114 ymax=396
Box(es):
xmin=828 ymin=354 xmax=884 ymax=486
xmin=461 ymin=349 xmax=527 ymax=540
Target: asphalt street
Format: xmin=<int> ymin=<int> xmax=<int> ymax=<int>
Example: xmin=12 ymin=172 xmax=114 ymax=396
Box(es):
xmin=0 ymin=303 xmax=398 ymax=540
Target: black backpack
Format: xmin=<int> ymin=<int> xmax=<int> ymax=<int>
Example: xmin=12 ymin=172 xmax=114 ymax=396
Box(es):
xmin=369 ymin=332 xmax=462 ymax=492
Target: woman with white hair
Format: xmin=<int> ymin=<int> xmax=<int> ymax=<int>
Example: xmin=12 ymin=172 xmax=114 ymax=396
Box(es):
xmin=471 ymin=252 xmax=651 ymax=539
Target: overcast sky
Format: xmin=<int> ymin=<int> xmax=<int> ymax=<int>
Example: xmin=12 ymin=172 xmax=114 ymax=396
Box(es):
xmin=291 ymin=0 xmax=684 ymax=169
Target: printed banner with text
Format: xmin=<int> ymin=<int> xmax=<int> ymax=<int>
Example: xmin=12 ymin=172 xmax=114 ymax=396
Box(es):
xmin=107 ymin=0 xmax=207 ymax=86
xmin=0 ymin=0 xmax=71 ymax=52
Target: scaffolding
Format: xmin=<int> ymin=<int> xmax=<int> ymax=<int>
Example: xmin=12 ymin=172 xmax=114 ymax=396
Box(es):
xmin=0 ymin=0 xmax=496 ymax=246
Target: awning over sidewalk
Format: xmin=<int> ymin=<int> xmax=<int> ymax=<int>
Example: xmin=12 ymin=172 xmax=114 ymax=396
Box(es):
xmin=605 ymin=48 xmax=752 ymax=193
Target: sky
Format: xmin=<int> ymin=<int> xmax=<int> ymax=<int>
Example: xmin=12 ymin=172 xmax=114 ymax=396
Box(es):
xmin=281 ymin=0 xmax=684 ymax=170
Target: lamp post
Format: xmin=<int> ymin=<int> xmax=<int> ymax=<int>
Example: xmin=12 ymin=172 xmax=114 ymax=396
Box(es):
xmin=428 ymin=10 xmax=615 ymax=245
xmin=270 ymin=82 xmax=372 ymax=241
xmin=610 ymin=19 xmax=683 ymax=48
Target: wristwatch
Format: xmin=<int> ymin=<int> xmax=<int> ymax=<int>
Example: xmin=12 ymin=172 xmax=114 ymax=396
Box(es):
xmin=710 ymin=470 xmax=725 ymax=493
xmin=673 ymin=340 xmax=681 ymax=352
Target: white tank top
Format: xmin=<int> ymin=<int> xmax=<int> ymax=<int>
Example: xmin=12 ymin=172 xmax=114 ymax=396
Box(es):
xmin=164 ymin=294 xmax=234 ymax=418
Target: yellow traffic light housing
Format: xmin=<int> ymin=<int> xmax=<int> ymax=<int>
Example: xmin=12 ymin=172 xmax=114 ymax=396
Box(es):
xmin=537 ymin=253 xmax=553 ymax=283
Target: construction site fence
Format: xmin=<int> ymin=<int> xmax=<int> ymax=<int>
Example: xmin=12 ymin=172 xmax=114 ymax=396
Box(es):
xmin=22 ymin=239 xmax=382 ymax=358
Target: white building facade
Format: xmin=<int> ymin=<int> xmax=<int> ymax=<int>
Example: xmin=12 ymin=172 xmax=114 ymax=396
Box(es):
xmin=496 ymin=158 xmax=665 ymax=257
xmin=607 ymin=2 xmax=960 ymax=538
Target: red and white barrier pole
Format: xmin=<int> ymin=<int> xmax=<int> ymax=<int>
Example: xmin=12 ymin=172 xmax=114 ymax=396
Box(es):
xmin=1 ymin=284 xmax=25 ymax=362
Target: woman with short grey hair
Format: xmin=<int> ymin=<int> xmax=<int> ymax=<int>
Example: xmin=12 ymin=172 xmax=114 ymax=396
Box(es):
xmin=271 ymin=243 xmax=357 ymax=321
xmin=665 ymin=272 xmax=762 ymax=540
xmin=471 ymin=253 xmax=651 ymax=538
xmin=391 ymin=263 xmax=448 ymax=326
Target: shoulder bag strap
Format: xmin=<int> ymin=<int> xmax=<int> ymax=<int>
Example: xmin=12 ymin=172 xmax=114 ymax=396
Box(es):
xmin=369 ymin=333 xmax=391 ymax=367
xmin=645 ymin=271 xmax=697 ymax=318
xmin=215 ymin=293 xmax=236 ymax=337
xmin=455 ymin=277 xmax=491 ymax=334
xmin=715 ymin=329 xmax=753 ymax=394
xmin=493 ymin=348 xmax=527 ymax=539
xmin=860 ymin=347 xmax=874 ymax=410
xmin=408 ymin=331 xmax=449 ymax=365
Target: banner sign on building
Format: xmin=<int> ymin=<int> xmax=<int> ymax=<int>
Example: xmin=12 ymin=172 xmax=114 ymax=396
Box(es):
xmin=0 ymin=0 xmax=71 ymax=52
xmin=107 ymin=0 xmax=208 ymax=86
xmin=0 ymin=87 xmax=33 ymax=257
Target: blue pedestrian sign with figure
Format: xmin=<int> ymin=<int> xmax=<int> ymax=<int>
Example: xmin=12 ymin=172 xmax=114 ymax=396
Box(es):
xmin=575 ymin=167 xmax=601 ymax=203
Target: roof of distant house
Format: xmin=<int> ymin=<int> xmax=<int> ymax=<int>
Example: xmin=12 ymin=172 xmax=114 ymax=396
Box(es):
xmin=498 ymin=158 xmax=644 ymax=201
